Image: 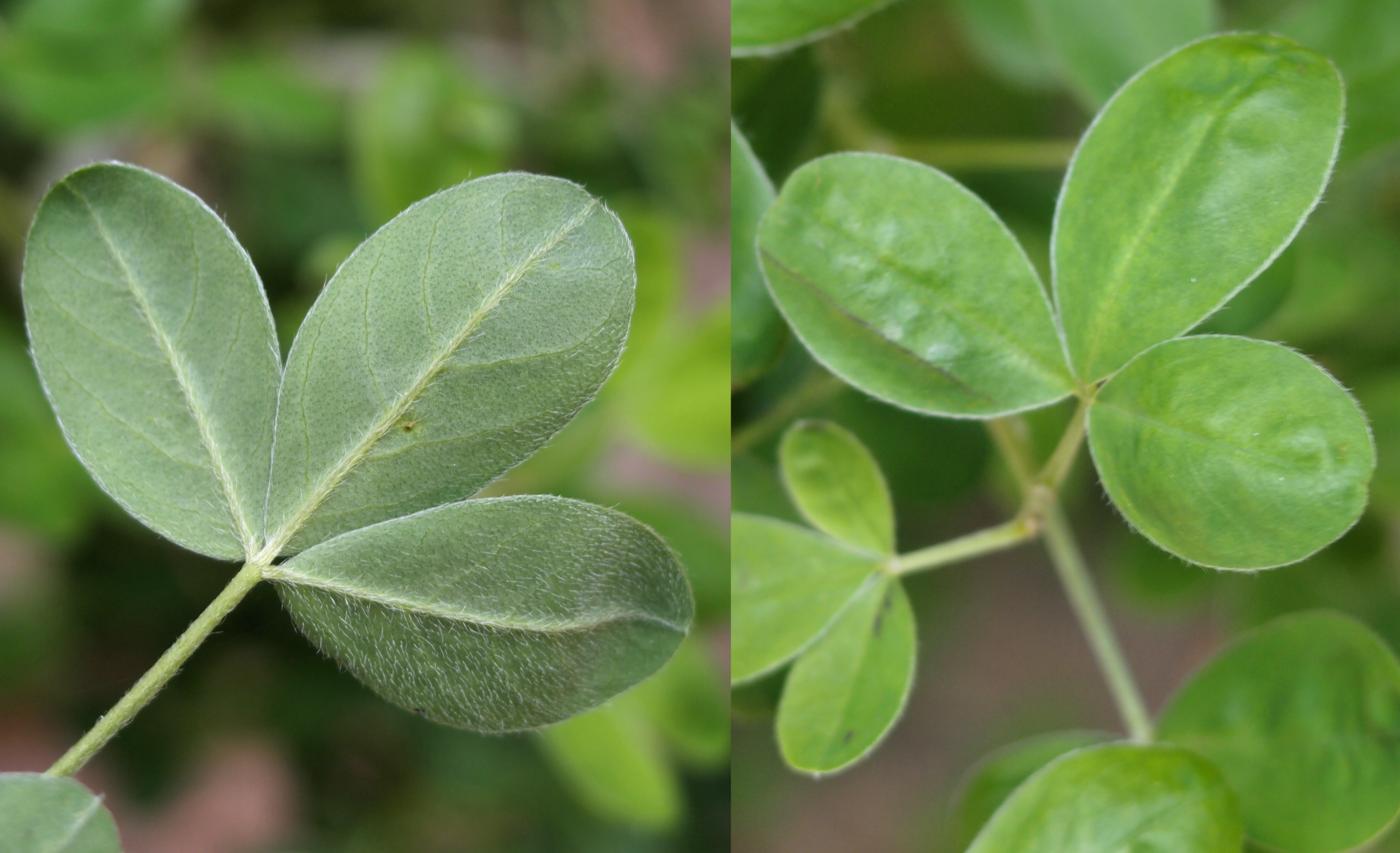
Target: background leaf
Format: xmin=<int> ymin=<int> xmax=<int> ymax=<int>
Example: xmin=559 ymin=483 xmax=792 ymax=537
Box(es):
xmin=1159 ymin=611 xmax=1400 ymax=852
xmin=263 ymin=173 xmax=633 ymax=554
xmin=776 ymin=577 xmax=914 ymax=773
xmin=0 ymin=773 xmax=121 ymax=852
xmin=1053 ymin=33 xmax=1343 ymax=381
xmin=268 ymin=496 xmax=691 ymax=732
xmin=779 ymin=419 xmax=894 ymax=555
xmin=731 ymin=513 xmax=883 ymax=683
xmin=758 ymin=152 xmax=1072 ymax=417
xmin=23 ymin=162 xmax=280 ymax=559
xmin=732 ymin=0 xmax=893 ymax=56
xmin=731 ymin=123 xmax=785 ymax=388
xmin=968 ymin=743 xmax=1242 ymax=852
xmin=1088 ymin=336 xmax=1374 ymax=570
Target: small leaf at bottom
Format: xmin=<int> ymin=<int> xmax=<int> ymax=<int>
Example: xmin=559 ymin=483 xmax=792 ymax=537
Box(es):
xmin=0 ymin=773 xmax=121 ymax=852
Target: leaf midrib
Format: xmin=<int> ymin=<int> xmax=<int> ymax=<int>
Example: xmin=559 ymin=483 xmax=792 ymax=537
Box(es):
xmin=262 ymin=197 xmax=600 ymax=558
xmin=43 ymin=794 xmax=103 ymax=853
xmin=63 ymin=180 xmax=257 ymax=555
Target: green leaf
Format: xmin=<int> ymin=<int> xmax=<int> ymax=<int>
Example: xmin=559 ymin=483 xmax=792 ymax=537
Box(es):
xmin=951 ymin=0 xmax=1058 ymax=91
xmin=968 ymin=743 xmax=1243 ymax=852
xmin=949 ymin=731 xmax=1111 ymax=849
xmin=779 ymin=420 xmax=894 ymax=555
xmin=776 ymin=576 xmax=914 ymax=773
xmin=1053 ymin=33 xmax=1344 ymax=381
xmin=732 ymin=0 xmax=893 ymax=56
xmin=0 ymin=773 xmax=121 ymax=852
xmin=23 ymin=162 xmax=280 ymax=560
xmin=731 ymin=513 xmax=884 ymax=683
xmin=628 ymin=638 xmax=730 ymax=768
xmin=1088 ymin=336 xmax=1374 ymax=570
xmin=1033 ymin=0 xmax=1217 ymax=107
xmin=622 ymin=304 xmax=730 ymax=470
xmin=757 ymin=153 xmax=1073 ymax=418
xmin=267 ymin=495 xmax=691 ymax=732
xmin=1159 ymin=611 xmax=1400 ymax=853
xmin=263 ymin=173 xmax=633 ymax=555
xmin=1357 ymin=374 xmax=1400 ymax=513
xmin=731 ymin=123 xmax=785 ymax=389
xmin=536 ymin=703 xmax=681 ymax=830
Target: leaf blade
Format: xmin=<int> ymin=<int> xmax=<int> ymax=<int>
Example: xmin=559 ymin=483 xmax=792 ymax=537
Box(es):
xmin=779 ymin=420 xmax=894 ymax=555
xmin=0 ymin=773 xmax=122 ymax=853
xmin=22 ymin=162 xmax=280 ymax=559
xmin=731 ymin=123 xmax=785 ymax=388
xmin=732 ymin=0 xmax=892 ymax=56
xmin=269 ymin=495 xmax=691 ymax=732
xmin=1053 ymin=33 xmax=1344 ymax=381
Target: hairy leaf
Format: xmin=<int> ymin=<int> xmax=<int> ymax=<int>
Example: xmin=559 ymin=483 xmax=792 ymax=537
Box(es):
xmin=23 ymin=162 xmax=280 ymax=559
xmin=968 ymin=743 xmax=1242 ymax=851
xmin=732 ymin=0 xmax=892 ymax=56
xmin=731 ymin=512 xmax=883 ymax=683
xmin=1089 ymin=336 xmax=1373 ymax=570
xmin=758 ymin=153 xmax=1073 ymax=417
xmin=731 ymin=123 xmax=785 ymax=388
xmin=1159 ymin=611 xmax=1400 ymax=853
xmin=268 ymin=496 xmax=691 ymax=732
xmin=776 ymin=576 xmax=913 ymax=773
xmin=0 ymin=773 xmax=121 ymax=852
xmin=779 ymin=420 xmax=894 ymax=555
xmin=1053 ymin=33 xmax=1344 ymax=381
xmin=264 ymin=173 xmax=633 ymax=554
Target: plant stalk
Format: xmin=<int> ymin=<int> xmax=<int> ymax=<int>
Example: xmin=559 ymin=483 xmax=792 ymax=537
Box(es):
xmin=1040 ymin=505 xmax=1154 ymax=743
xmin=891 ymin=517 xmax=1036 ymax=575
xmin=47 ymin=559 xmax=266 ymax=777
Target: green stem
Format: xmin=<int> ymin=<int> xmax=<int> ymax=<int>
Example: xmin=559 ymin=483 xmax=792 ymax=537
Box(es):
xmin=47 ymin=560 xmax=266 ymax=777
xmin=732 ymin=372 xmax=844 ymax=456
xmin=1036 ymin=398 xmax=1089 ymax=490
xmin=1041 ymin=505 xmax=1154 ymax=743
xmin=891 ymin=517 xmax=1036 ymax=575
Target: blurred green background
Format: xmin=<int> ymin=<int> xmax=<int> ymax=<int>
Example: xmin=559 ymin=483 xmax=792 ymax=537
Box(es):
xmin=0 ymin=0 xmax=729 ymax=850
xmin=731 ymin=0 xmax=1400 ymax=850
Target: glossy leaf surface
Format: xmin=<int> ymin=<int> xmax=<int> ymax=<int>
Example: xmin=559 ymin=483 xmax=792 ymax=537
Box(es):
xmin=758 ymin=153 xmax=1072 ymax=417
xmin=264 ymin=173 xmax=633 ymax=554
xmin=0 ymin=773 xmax=121 ymax=852
xmin=968 ymin=743 xmax=1242 ymax=852
xmin=23 ymin=162 xmax=279 ymax=559
xmin=1054 ymin=33 xmax=1344 ymax=381
xmin=731 ymin=123 xmax=784 ymax=388
xmin=1159 ymin=611 xmax=1400 ymax=852
xmin=731 ymin=513 xmax=883 ymax=683
xmin=779 ymin=420 xmax=894 ymax=555
xmin=776 ymin=576 xmax=913 ymax=773
xmin=1089 ymin=336 xmax=1373 ymax=570
xmin=269 ymin=496 xmax=691 ymax=732
xmin=732 ymin=0 xmax=891 ymax=56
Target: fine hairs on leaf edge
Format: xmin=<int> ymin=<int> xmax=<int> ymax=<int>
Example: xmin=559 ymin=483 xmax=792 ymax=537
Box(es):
xmin=731 ymin=0 xmax=901 ymax=58
xmin=1083 ymin=333 xmax=1376 ymax=573
xmin=256 ymin=170 xmax=637 ymax=562
xmin=1047 ymin=31 xmax=1346 ymax=384
xmin=756 ymin=150 xmax=1077 ymax=421
xmin=19 ymin=160 xmax=281 ymax=563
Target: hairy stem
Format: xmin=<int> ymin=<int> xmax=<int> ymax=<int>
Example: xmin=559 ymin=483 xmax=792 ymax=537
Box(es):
xmin=891 ymin=516 xmax=1037 ymax=575
xmin=732 ymin=371 xmax=845 ymax=455
xmin=47 ymin=560 xmax=266 ymax=777
xmin=1041 ymin=505 xmax=1154 ymax=743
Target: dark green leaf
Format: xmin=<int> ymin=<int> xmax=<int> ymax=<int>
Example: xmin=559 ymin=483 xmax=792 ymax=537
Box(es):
xmin=732 ymin=123 xmax=785 ymax=389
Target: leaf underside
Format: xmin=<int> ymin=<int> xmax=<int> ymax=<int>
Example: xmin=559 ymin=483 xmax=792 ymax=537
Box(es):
xmin=0 ymin=773 xmax=121 ymax=853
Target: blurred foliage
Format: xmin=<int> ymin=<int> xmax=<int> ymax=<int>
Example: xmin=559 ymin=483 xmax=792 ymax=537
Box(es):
xmin=0 ymin=0 xmax=727 ymax=850
xmin=732 ymin=0 xmax=1400 ymax=850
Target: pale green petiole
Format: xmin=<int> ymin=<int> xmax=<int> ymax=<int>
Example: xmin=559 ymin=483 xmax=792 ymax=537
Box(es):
xmin=889 ymin=517 xmax=1037 ymax=576
xmin=46 ymin=560 xmax=267 ymax=778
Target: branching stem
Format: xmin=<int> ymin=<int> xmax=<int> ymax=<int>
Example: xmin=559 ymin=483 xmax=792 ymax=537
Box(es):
xmin=46 ymin=559 xmax=266 ymax=777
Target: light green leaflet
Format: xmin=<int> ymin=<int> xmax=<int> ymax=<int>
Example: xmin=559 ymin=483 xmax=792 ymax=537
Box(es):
xmin=1034 ymin=0 xmax=1216 ymax=107
xmin=1053 ymin=33 xmax=1344 ymax=382
xmin=1159 ymin=611 xmax=1400 ymax=853
xmin=968 ymin=744 xmax=1243 ymax=852
xmin=732 ymin=0 xmax=893 ymax=56
xmin=730 ymin=513 xmax=883 ymax=683
xmin=264 ymin=172 xmax=633 ymax=555
xmin=776 ymin=576 xmax=913 ymax=773
xmin=780 ymin=420 xmax=894 ymax=556
xmin=1088 ymin=336 xmax=1374 ymax=570
xmin=949 ymin=731 xmax=1110 ymax=849
xmin=0 ymin=773 xmax=121 ymax=853
xmin=731 ymin=123 xmax=785 ymax=389
xmin=268 ymin=496 xmax=691 ymax=732
xmin=23 ymin=162 xmax=279 ymax=560
xmin=757 ymin=153 xmax=1073 ymax=418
